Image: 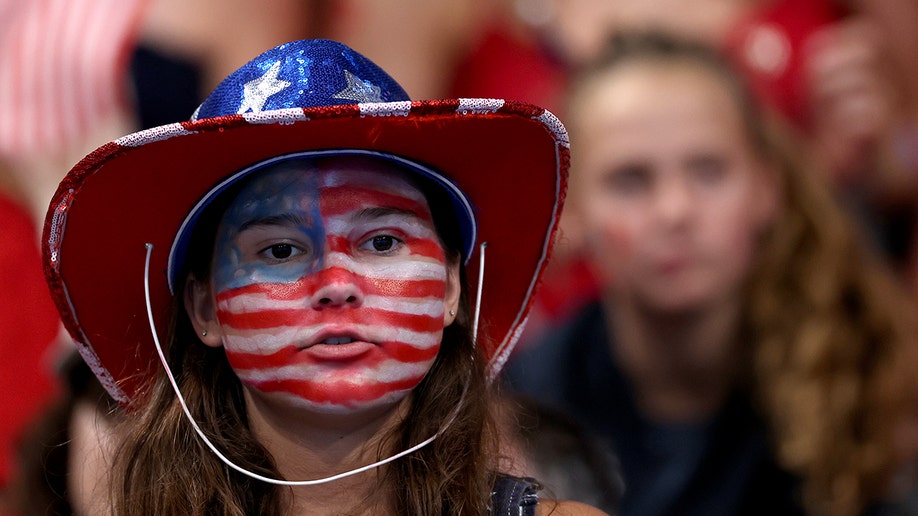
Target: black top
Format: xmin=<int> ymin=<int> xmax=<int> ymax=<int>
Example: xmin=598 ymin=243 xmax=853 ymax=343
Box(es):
xmin=504 ymin=302 xmax=805 ymax=516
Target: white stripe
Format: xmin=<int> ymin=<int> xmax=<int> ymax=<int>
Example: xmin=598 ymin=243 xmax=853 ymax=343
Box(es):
xmin=358 ymin=101 xmax=411 ymax=117
xmin=323 ymin=252 xmax=447 ymax=281
xmin=236 ymin=359 xmax=432 ymax=383
xmin=91 ymin=0 xmax=133 ymax=123
xmin=218 ymin=293 xmax=445 ymax=317
xmin=236 ymin=260 xmax=446 ymax=286
xmin=457 ymin=98 xmax=503 ymax=114
xmin=243 ymin=108 xmax=309 ymax=125
xmin=57 ymin=0 xmax=90 ymax=147
xmin=114 ymin=122 xmax=195 ymax=146
xmin=537 ymin=109 xmax=570 ymax=148
xmin=221 ymin=324 xmax=441 ymax=354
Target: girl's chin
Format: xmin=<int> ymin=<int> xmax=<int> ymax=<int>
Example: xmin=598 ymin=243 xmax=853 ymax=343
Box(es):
xmin=246 ymin=384 xmax=416 ymax=417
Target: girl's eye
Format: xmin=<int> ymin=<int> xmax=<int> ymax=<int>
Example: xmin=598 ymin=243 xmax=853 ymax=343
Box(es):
xmin=687 ymin=155 xmax=727 ymax=185
xmin=371 ymin=235 xmax=396 ymax=252
xmin=360 ymin=234 xmax=404 ymax=254
xmin=604 ymin=164 xmax=652 ymax=195
xmin=260 ymin=243 xmax=301 ymax=261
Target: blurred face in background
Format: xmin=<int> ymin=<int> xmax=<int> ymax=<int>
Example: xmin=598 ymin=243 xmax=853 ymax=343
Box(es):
xmin=570 ymin=60 xmax=778 ymax=314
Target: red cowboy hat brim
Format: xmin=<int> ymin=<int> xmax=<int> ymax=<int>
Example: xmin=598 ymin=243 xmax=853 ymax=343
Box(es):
xmin=43 ymin=99 xmax=568 ymax=404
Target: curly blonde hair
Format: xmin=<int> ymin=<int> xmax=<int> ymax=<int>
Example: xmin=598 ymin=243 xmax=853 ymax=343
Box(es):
xmin=748 ymin=112 xmax=917 ymax=516
xmin=572 ymin=31 xmax=918 ymax=516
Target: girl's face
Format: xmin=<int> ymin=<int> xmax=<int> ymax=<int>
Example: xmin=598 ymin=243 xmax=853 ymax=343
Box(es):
xmin=188 ymin=158 xmax=460 ymax=415
xmin=572 ymin=62 xmax=777 ymax=313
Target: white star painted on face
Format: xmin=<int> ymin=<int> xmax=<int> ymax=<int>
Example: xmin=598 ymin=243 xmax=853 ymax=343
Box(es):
xmin=332 ymin=70 xmax=383 ymax=103
xmin=237 ymin=61 xmax=291 ymax=114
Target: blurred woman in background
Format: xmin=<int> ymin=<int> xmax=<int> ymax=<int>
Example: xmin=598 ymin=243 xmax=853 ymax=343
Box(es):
xmin=506 ymin=31 xmax=918 ymax=516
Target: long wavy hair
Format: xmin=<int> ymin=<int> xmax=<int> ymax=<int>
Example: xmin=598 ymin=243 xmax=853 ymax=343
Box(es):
xmin=569 ymin=32 xmax=918 ymax=516
xmin=108 ymin=163 xmax=499 ymax=515
xmin=749 ymin=96 xmax=916 ymax=516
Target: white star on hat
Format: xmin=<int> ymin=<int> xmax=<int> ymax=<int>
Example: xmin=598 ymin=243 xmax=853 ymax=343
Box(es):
xmin=333 ymin=70 xmax=383 ymax=103
xmin=237 ymin=61 xmax=291 ymax=114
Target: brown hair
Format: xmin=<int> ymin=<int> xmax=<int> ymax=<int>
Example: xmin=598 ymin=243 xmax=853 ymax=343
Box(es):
xmin=11 ymin=352 xmax=122 ymax=515
xmin=568 ymin=31 xmax=917 ymax=516
xmin=750 ymin=107 xmax=916 ymax=516
xmin=108 ymin=161 xmax=500 ymax=515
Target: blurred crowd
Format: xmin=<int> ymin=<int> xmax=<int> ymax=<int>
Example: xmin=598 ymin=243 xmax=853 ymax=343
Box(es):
xmin=2 ymin=0 xmax=918 ymax=515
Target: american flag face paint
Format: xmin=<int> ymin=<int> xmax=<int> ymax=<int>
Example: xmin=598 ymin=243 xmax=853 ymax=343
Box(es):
xmin=209 ymin=158 xmax=453 ymax=414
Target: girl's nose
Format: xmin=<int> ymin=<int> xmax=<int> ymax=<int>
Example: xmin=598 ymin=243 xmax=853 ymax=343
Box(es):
xmin=655 ymin=178 xmax=694 ymax=228
xmin=309 ymin=265 xmax=364 ymax=309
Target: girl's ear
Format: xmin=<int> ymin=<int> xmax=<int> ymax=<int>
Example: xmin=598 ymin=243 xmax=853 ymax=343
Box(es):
xmin=184 ymin=275 xmax=224 ymax=348
xmin=443 ymin=260 xmax=461 ymax=327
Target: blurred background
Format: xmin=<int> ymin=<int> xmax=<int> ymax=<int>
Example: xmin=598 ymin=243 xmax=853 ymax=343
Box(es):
xmin=2 ymin=1 xmax=917 ymax=514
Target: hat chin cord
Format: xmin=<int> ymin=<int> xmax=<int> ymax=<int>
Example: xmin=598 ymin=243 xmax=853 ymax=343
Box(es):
xmin=143 ymin=242 xmax=486 ymax=486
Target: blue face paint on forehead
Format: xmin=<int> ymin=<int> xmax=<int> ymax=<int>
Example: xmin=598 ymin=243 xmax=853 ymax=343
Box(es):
xmin=213 ymin=162 xmax=325 ymax=291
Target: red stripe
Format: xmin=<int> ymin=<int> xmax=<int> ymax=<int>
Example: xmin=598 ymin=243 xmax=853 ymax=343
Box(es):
xmin=215 ymin=271 xmax=445 ymax=303
xmin=319 ymin=185 xmax=431 ymax=220
xmin=386 ymin=340 xmax=440 ymax=362
xmin=226 ymin=341 xmax=438 ymax=370
xmin=327 ymin=234 xmax=349 ymax=254
xmin=249 ymin=375 xmax=426 ymax=405
xmin=217 ymin=306 xmax=443 ymax=333
xmin=403 ymin=237 xmax=445 ymax=261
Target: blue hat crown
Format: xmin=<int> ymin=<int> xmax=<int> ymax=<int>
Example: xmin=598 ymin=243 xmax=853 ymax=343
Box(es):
xmin=192 ymin=39 xmax=410 ymax=120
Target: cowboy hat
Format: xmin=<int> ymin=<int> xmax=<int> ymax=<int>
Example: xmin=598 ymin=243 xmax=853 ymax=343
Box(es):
xmin=43 ymin=39 xmax=569 ymax=404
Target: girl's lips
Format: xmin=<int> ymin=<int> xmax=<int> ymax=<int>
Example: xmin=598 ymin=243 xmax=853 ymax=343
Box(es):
xmin=654 ymin=253 xmax=693 ymax=275
xmin=301 ymin=327 xmax=375 ymax=360
xmin=306 ymin=327 xmax=368 ymax=348
xmin=302 ymin=341 xmax=375 ymax=361
xmin=658 ymin=260 xmax=688 ymax=275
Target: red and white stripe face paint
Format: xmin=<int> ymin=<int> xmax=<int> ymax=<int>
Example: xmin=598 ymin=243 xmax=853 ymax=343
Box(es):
xmin=209 ymin=157 xmax=453 ymax=414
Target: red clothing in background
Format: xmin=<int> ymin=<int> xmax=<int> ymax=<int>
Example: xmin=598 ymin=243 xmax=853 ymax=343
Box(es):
xmin=723 ymin=0 xmax=847 ymax=129
xmin=0 ymin=192 xmax=60 ymax=487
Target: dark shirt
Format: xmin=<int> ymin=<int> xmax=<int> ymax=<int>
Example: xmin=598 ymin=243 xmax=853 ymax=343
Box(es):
xmin=504 ymin=302 xmax=805 ymax=516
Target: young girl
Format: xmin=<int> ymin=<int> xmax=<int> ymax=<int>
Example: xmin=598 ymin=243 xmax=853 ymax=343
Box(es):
xmin=506 ymin=32 xmax=917 ymax=516
xmin=41 ymin=39 xmax=604 ymax=515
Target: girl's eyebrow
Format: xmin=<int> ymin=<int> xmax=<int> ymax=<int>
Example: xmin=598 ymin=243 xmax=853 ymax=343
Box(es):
xmin=238 ymin=213 xmax=313 ymax=232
